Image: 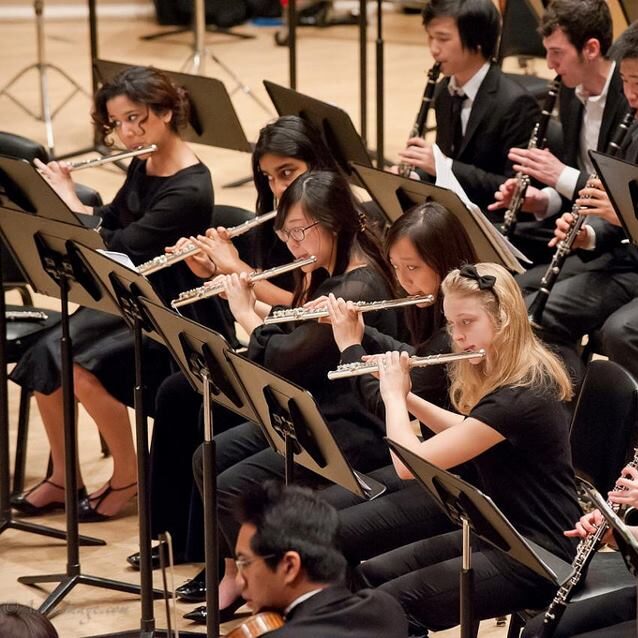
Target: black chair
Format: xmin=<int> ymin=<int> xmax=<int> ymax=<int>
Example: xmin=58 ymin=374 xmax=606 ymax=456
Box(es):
xmin=0 ymin=132 xmax=105 ymax=497
xmin=506 ymin=359 xmax=638 ymax=637
xmin=497 ymin=0 xmax=551 ymax=103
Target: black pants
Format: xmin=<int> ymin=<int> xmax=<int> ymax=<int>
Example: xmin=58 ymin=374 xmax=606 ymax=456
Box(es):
xmin=356 ymin=530 xmax=558 ymax=636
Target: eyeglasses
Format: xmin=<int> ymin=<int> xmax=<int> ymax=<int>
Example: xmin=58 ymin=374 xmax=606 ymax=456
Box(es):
xmin=275 ymin=221 xmax=319 ymax=243
xmin=234 ymin=553 xmax=278 ymax=573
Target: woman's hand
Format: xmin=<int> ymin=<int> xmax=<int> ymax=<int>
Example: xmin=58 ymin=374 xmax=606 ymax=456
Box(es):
xmin=326 ymin=293 xmax=364 ymax=352
xmin=575 ymin=179 xmax=621 ymax=227
xmin=166 ymin=235 xmax=216 ymax=278
xmin=34 ymin=158 xmax=86 ymax=211
xmin=564 ymin=509 xmax=614 ymax=546
xmin=378 ymin=351 xmax=412 ymax=402
xmin=201 ymin=227 xmax=244 ymax=274
xmin=548 ymin=212 xmax=589 ymax=249
xmin=609 ymin=465 xmax=638 ymax=508
xmin=223 ymin=272 xmax=257 ymax=320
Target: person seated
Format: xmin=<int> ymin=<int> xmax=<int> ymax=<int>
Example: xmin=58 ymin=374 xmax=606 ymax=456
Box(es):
xmin=231 ymin=481 xmax=409 ymax=637
xmin=396 ymin=0 xmax=539 ymax=213
xmin=521 ymin=464 xmax=638 ymax=638
xmin=0 ymin=603 xmax=58 ymax=638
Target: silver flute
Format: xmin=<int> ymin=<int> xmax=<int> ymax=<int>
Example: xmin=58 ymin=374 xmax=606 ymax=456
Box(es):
xmin=264 ymin=294 xmax=435 ymax=325
xmin=327 ymin=349 xmax=486 ymax=380
xmin=67 ymin=145 xmax=158 ymax=171
xmin=171 ymin=255 xmax=317 ymax=309
xmin=138 ymin=210 xmax=278 ymax=276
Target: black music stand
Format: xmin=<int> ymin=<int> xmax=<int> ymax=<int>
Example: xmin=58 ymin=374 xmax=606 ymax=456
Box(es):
xmin=226 ymin=350 xmax=386 ymax=498
xmin=65 ymin=244 xmax=200 ymax=638
xmin=351 ymin=162 xmax=526 ymax=273
xmin=138 ymin=298 xmax=262 ymax=638
xmin=94 ymin=59 xmax=252 ymax=155
xmin=590 ymin=150 xmax=638 ymax=247
xmin=386 ymin=439 xmax=573 ymax=638
xmin=0 ymin=213 xmax=145 ymax=618
xmin=263 ymin=79 xmax=374 ymax=183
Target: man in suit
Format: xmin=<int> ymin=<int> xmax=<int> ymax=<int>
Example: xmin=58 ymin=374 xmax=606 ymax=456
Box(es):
xmin=396 ymin=0 xmax=539 ymax=213
xmin=232 ymin=482 xmax=409 ymax=637
xmin=492 ymin=0 xmax=629 ymax=229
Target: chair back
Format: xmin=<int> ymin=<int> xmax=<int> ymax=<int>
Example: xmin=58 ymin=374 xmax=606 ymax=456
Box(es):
xmin=497 ymin=0 xmax=546 ymax=63
xmin=570 ymin=360 xmax=638 ymax=495
xmin=0 ymin=132 xmax=49 ymax=163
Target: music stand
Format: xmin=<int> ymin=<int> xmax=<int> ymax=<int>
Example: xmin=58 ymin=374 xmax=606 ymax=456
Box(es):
xmin=590 ymin=150 xmax=638 ymax=246
xmin=618 ymin=0 xmax=638 ymax=24
xmin=138 ymin=298 xmax=262 ymax=638
xmin=263 ymin=79 xmax=374 ymax=183
xmin=350 ymin=162 xmax=526 ymax=273
xmin=65 ymin=244 xmax=200 ymax=638
xmin=0 ymin=212 xmax=145 ymax=618
xmin=386 ymin=438 xmax=573 ymax=638
xmin=94 ymin=59 xmax=252 ymax=155
xmin=226 ymin=350 xmax=386 ymax=499
xmin=0 ymin=154 xmax=100 ymax=228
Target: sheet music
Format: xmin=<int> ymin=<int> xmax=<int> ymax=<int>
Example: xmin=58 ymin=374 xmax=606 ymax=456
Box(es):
xmin=432 ymin=144 xmax=530 ymax=270
xmin=96 ymin=249 xmax=138 ymax=272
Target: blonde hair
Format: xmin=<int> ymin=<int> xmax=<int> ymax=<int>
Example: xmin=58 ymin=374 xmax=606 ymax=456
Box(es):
xmin=441 ymin=263 xmax=573 ymax=414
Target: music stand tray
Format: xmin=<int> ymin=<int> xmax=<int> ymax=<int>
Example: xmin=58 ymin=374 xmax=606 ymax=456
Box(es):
xmin=226 ymin=350 xmax=385 ymax=501
xmin=351 ymin=162 xmax=525 ymax=273
xmin=95 ymin=59 xmax=252 ymax=154
xmin=263 ymin=79 xmax=372 ymax=182
xmin=590 ymin=150 xmax=638 ymax=246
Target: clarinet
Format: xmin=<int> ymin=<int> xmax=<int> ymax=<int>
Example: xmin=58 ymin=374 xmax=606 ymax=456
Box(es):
xmin=539 ymin=447 xmax=638 ymax=638
xmin=500 ymin=76 xmax=561 ymax=237
xmin=529 ymin=107 xmax=637 ymax=328
xmin=397 ymin=62 xmax=442 ymax=178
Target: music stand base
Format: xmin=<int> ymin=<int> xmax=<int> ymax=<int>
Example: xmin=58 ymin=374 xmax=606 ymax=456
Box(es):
xmin=141 ymin=25 xmax=255 ymax=41
xmin=90 ymin=630 xmax=204 ymax=637
xmin=0 ymin=516 xmax=105 ymax=545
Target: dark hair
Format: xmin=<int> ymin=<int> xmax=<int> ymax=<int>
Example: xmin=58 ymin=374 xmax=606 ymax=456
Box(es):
xmin=275 ymin=170 xmax=395 ymax=306
xmin=386 ymin=201 xmax=478 ymax=344
xmin=0 ymin=604 xmax=58 ymax=638
xmin=422 ymin=0 xmax=501 ymax=61
xmin=540 ymin=0 xmax=612 ymax=57
xmin=235 ymin=482 xmax=346 ymax=584
xmin=610 ymin=20 xmax=638 ymax=62
xmin=92 ymin=66 xmax=190 ymax=146
xmin=252 ymin=116 xmax=340 ymax=215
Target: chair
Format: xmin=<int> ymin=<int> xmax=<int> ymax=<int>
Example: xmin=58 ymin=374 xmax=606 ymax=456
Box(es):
xmin=497 ymin=0 xmax=551 ymax=103
xmin=506 ymin=359 xmax=638 ymax=637
xmin=0 ymin=132 xmax=105 ymax=497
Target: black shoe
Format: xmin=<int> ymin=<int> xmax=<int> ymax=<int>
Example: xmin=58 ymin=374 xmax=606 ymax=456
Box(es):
xmin=78 ymin=480 xmax=138 ymax=523
xmin=176 ymin=568 xmax=206 ymax=602
xmin=183 ymin=597 xmax=246 ymax=625
xmin=126 ymin=545 xmax=161 ymax=571
xmin=11 ymin=478 xmax=87 ymax=517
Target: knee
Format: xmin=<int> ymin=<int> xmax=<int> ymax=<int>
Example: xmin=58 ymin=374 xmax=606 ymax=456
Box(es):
xmin=73 ymin=364 xmax=102 ymax=398
xmin=600 ymin=312 xmax=633 ymax=359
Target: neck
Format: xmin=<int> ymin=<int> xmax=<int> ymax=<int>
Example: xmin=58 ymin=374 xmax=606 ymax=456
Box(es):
xmin=147 ymin=134 xmax=193 ymax=176
xmin=454 ymin=56 xmax=487 ymax=88
xmin=580 ymin=57 xmax=612 ymax=97
xmin=284 ymin=582 xmax=329 ymax=609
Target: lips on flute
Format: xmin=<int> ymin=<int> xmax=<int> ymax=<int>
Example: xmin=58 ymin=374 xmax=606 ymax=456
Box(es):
xmin=66 ymin=145 xmax=158 ymax=171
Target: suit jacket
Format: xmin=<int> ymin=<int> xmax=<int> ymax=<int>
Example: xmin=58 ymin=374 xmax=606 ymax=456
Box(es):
xmin=430 ymin=63 xmax=540 ymax=212
xmin=264 ymin=585 xmax=409 ymax=637
xmin=558 ymin=64 xmax=629 ymax=196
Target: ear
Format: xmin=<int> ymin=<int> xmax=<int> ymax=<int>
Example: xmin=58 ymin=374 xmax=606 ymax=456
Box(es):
xmin=582 ymin=38 xmax=601 ymax=62
xmin=162 ymin=109 xmax=174 ymax=124
xmin=280 ymin=551 xmax=303 ymax=585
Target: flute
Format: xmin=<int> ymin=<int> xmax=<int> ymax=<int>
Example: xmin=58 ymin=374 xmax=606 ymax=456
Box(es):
xmin=138 ymin=210 xmax=277 ymax=276
xmin=264 ymin=294 xmax=435 ymax=325
xmin=327 ymin=349 xmax=486 ymax=380
xmin=67 ymin=145 xmax=158 ymax=171
xmin=171 ymin=255 xmax=317 ymax=309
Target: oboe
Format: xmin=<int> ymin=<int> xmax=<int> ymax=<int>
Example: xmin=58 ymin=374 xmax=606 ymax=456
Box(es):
xmin=529 ymin=107 xmax=637 ymax=328
xmin=171 ymin=255 xmax=317 ymax=309
xmin=539 ymin=447 xmax=638 ymax=638
xmin=67 ymin=145 xmax=157 ymax=171
xmin=138 ymin=211 xmax=277 ymax=276
xmin=397 ymin=62 xmax=442 ymax=178
xmin=327 ymin=349 xmax=485 ymax=380
xmin=500 ymin=76 xmax=561 ymax=237
xmin=264 ymin=294 xmax=435 ymax=325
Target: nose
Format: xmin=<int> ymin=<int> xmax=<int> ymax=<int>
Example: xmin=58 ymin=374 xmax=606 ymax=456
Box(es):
xmin=272 ymin=180 xmax=286 ymax=201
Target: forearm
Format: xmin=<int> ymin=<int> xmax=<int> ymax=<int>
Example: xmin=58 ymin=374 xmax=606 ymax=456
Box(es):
xmin=252 ymin=280 xmax=293 ymax=307
xmin=234 ymin=310 xmax=264 ymax=338
xmin=384 ymin=395 xmax=420 ymax=479
xmin=405 ymin=392 xmax=463 ymax=433
xmin=253 ymin=300 xmax=272 ymax=320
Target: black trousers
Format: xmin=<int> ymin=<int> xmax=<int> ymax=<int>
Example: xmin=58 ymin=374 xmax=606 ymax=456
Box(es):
xmin=356 ymin=530 xmax=558 ymax=636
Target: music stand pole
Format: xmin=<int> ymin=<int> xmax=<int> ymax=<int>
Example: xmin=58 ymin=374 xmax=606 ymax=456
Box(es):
xmin=289 ymin=0 xmax=297 ymax=89
xmin=359 ymin=0 xmax=367 ymax=146
xmin=375 ymin=0 xmax=384 ymax=168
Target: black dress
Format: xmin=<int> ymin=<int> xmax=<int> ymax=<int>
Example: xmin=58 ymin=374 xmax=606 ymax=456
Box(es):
xmin=10 ymin=158 xmax=231 ymax=405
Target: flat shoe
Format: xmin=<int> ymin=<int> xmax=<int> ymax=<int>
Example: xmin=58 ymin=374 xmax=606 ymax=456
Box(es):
xmin=183 ymin=597 xmax=246 ymax=625
xmin=11 ymin=478 xmax=87 ymax=517
xmin=126 ymin=545 xmax=161 ymax=571
xmin=176 ymin=568 xmax=206 ymax=602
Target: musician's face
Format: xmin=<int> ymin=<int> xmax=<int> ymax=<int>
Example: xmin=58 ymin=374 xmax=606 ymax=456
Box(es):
xmin=389 ymin=236 xmax=439 ymax=304
xmin=543 ymin=28 xmax=587 ymax=88
xmin=620 ymin=58 xmax=638 ymax=110
xmin=444 ymin=293 xmax=495 ymax=364
xmin=426 ymin=17 xmax=484 ymax=80
xmin=278 ymin=204 xmax=336 ymax=273
xmin=235 ymin=523 xmax=292 ymax=613
xmin=106 ymin=95 xmax=171 ymax=152
xmin=259 ymin=154 xmax=309 ymax=201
